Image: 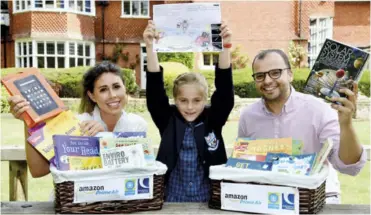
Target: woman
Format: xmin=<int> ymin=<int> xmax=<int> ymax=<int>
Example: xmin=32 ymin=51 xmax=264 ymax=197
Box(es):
xmin=7 ymin=61 xmax=147 ymax=177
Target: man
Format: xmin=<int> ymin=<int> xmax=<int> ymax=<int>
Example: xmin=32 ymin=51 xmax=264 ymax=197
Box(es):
xmin=238 ymin=49 xmax=366 ymax=204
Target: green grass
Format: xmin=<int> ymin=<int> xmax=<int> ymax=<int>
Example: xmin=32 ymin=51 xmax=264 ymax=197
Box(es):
xmin=0 ymin=113 xmax=369 ymax=203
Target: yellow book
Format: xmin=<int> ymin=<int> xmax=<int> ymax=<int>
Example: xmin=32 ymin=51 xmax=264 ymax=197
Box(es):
xmin=232 ymin=137 xmax=293 ymax=157
xmin=27 ymin=110 xmax=81 ymax=162
xmin=69 ymin=156 xmax=103 ymax=171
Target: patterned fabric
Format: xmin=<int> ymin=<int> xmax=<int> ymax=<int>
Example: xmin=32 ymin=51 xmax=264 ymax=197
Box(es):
xmin=166 ymin=124 xmax=210 ymax=202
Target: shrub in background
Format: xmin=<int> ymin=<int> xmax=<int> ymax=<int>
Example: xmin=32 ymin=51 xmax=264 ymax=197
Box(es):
xmin=158 ymin=53 xmax=194 ymax=69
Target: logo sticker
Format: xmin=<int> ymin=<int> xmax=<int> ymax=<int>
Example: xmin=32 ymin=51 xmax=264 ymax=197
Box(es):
xmin=124 ymin=179 xmax=136 ymax=196
xmin=205 ymin=131 xmax=219 ymax=151
xmin=268 ymin=192 xmax=280 ymax=209
xmin=138 ymin=178 xmax=150 ymax=194
xmin=282 ymin=193 xmax=295 ymax=210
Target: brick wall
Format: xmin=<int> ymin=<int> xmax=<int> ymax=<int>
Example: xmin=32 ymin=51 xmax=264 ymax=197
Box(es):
xmin=95 ymin=1 xmax=165 ymax=43
xmin=333 ymin=2 xmax=370 ymax=47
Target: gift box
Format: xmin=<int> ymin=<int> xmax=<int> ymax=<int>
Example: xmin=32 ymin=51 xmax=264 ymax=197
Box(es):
xmin=50 ymin=161 xmax=167 ymax=214
xmin=208 ymin=164 xmax=329 ymax=214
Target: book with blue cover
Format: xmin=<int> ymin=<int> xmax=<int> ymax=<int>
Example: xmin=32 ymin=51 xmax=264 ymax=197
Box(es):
xmin=225 ymin=158 xmax=272 ymax=171
xmin=53 ymin=135 xmax=102 ymax=171
xmin=95 ymin=132 xmax=146 ymax=138
xmin=266 ymin=153 xmax=317 ymax=176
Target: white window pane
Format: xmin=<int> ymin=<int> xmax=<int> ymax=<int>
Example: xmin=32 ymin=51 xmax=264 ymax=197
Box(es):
xmin=29 ymin=57 xmax=33 ymax=67
xmin=85 ymin=45 xmax=90 ymax=57
xmin=77 ymin=0 xmax=83 ymax=12
xmin=132 ymin=1 xmax=139 ymax=16
xmin=22 ymin=42 xmax=26 ymax=55
xmin=23 ymin=57 xmax=28 ymax=67
xmin=56 ymin=0 xmax=65 ymax=8
xmin=86 ymin=58 xmax=91 ymax=66
xmin=28 ymin=42 xmax=32 ymax=55
xmin=57 ymin=43 xmax=65 ymax=55
xmin=123 ymin=0 xmax=130 ymax=15
xmin=78 ymin=58 xmax=84 ymax=66
xmin=46 ymin=43 xmax=55 ymax=54
xmin=37 ymin=42 xmax=44 ymax=54
xmin=35 ymin=0 xmax=43 ymax=8
xmin=27 ymin=0 xmax=32 ymax=9
xmin=85 ymin=0 xmax=91 ymax=12
xmin=69 ymin=57 xmax=76 ymax=67
xmin=69 ymin=0 xmax=75 ymax=9
xmin=203 ymin=54 xmax=211 ymax=65
xmin=141 ymin=0 xmax=148 ymax=16
xmin=45 ymin=0 xmax=54 ymax=9
xmin=22 ymin=0 xmax=26 ymax=10
xmin=57 ymin=57 xmax=65 ymax=68
xmin=17 ymin=58 xmax=22 ymax=67
xmin=77 ymin=44 xmax=83 ymax=56
xmin=47 ymin=57 xmax=55 ymax=68
xmin=16 ymin=0 xmax=20 ymax=10
xmin=17 ymin=43 xmax=21 ymax=56
xmin=37 ymin=57 xmax=45 ymax=68
xmin=69 ymin=43 xmax=75 ymax=55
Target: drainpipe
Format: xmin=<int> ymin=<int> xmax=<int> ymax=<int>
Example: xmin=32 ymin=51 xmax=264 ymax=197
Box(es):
xmin=98 ymin=1 xmax=109 ymax=60
xmin=3 ymin=27 xmax=7 ymax=67
xmin=298 ymin=0 xmax=302 ymax=38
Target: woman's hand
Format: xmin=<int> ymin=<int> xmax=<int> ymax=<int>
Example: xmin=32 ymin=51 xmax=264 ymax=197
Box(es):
xmin=8 ymin=95 xmax=30 ymax=120
xmin=79 ymin=120 xmax=105 ymax=136
xmin=143 ymin=20 xmax=159 ymax=47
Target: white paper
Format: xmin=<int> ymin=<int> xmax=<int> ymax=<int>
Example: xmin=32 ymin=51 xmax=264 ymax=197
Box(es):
xmin=73 ymin=175 xmax=153 ymax=203
xmin=153 ymin=3 xmax=222 ymax=52
xmin=221 ymin=182 xmax=299 ymax=214
xmin=100 ymin=144 xmax=146 ymax=169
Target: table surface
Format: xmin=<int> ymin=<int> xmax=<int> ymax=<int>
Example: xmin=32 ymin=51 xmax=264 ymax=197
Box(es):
xmin=1 ymin=202 xmax=370 ymax=214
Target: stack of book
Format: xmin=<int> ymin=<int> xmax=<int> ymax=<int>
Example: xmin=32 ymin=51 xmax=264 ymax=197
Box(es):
xmin=226 ymin=137 xmax=333 ymax=176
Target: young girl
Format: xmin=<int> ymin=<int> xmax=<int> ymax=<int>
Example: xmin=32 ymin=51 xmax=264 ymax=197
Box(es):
xmin=143 ymin=20 xmax=234 ymax=202
xmin=7 ymin=61 xmax=147 ymax=178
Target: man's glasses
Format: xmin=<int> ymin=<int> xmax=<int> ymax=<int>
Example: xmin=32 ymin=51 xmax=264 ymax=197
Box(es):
xmin=252 ymin=68 xmax=290 ymax=82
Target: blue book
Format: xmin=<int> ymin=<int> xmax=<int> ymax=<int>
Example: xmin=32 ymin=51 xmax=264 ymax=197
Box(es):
xmin=266 ymin=153 xmax=317 ymax=176
xmin=226 ymin=158 xmax=272 ymax=171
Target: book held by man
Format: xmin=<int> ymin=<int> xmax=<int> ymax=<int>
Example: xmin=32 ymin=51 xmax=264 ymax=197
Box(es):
xmin=303 ymin=39 xmax=369 ymax=102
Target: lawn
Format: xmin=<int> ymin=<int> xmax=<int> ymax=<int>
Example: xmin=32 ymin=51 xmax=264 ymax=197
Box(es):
xmin=0 ymin=112 xmax=370 ymax=204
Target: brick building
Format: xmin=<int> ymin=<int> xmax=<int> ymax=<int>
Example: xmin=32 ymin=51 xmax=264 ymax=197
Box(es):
xmin=1 ymin=0 xmax=370 ymax=89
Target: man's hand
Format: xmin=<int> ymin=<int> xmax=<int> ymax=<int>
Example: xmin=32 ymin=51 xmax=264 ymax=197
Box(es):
xmin=79 ymin=120 xmax=105 ymax=136
xmin=143 ymin=20 xmax=159 ymax=47
xmin=8 ymin=95 xmax=30 ymax=120
xmin=329 ymin=84 xmax=358 ymax=126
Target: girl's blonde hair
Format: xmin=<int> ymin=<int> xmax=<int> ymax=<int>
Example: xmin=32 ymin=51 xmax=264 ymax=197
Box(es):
xmin=173 ymin=72 xmax=208 ymax=99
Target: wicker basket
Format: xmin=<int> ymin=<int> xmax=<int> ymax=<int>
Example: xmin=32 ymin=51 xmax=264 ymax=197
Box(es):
xmin=54 ymin=174 xmax=165 ymax=214
xmin=209 ymin=179 xmax=326 ymax=214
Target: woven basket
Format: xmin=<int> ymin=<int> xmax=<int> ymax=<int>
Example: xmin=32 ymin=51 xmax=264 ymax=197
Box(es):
xmin=209 ymin=179 xmax=326 ymax=214
xmin=54 ymin=174 xmax=165 ymax=214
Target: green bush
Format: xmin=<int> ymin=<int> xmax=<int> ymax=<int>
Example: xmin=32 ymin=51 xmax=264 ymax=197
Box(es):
xmin=1 ymin=87 xmax=10 ymax=113
xmin=158 ymin=53 xmax=194 ymax=69
xmin=1 ymin=67 xmax=139 ymax=98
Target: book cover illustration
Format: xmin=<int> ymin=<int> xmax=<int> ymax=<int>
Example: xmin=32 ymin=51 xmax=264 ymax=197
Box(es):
xmin=100 ymin=144 xmax=146 ymax=169
xmin=311 ymin=138 xmax=334 ymax=174
xmin=53 ymin=135 xmax=101 ymax=171
xmin=267 ymin=153 xmax=317 ymax=176
xmin=27 ymin=110 xmax=82 ymax=162
xmin=225 ymin=158 xmax=272 ymax=171
xmin=303 ymin=39 xmax=369 ymax=102
xmin=100 ymin=137 xmax=155 ymax=162
xmin=232 ymin=137 xmax=293 ymax=161
xmin=1 ymin=68 xmax=65 ymax=128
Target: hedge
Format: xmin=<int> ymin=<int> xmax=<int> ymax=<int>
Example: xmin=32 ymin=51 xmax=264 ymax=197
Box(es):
xmin=1 ymin=66 xmax=138 ymax=113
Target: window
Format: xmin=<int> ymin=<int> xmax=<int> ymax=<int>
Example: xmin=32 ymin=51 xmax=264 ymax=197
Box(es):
xmin=13 ymin=0 xmax=94 ymax=15
xmin=122 ymin=0 xmax=149 ymax=18
xmin=16 ymin=41 xmax=33 ymax=68
xmin=203 ymin=53 xmax=219 ymax=67
xmin=140 ymin=44 xmax=147 ymax=89
xmin=16 ymin=40 xmax=95 ymax=69
xmin=308 ymin=17 xmax=333 ymax=68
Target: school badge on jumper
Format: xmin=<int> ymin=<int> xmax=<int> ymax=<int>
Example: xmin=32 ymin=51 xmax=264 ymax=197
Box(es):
xmin=205 ymin=132 xmax=219 ymax=151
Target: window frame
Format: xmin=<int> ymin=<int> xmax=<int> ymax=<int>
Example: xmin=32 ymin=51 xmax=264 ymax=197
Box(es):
xmin=121 ymin=0 xmax=150 ymax=19
xmin=13 ymin=0 xmax=95 ymax=16
xmin=202 ymin=52 xmax=219 ymax=68
xmin=308 ymin=16 xmax=333 ymax=68
xmin=15 ymin=39 xmax=95 ymax=69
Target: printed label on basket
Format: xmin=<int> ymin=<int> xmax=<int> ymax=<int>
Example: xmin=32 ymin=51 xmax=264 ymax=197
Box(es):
xmin=221 ymin=182 xmax=299 ymax=214
xmin=73 ymin=175 xmax=153 ymax=203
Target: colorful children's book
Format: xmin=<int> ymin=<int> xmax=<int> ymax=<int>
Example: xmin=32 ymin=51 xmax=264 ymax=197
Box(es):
xmin=53 ymin=135 xmax=101 ymax=171
xmin=95 ymin=132 xmax=146 ymax=138
xmin=27 ymin=110 xmax=81 ymax=162
xmin=267 ymin=153 xmax=317 ymax=176
xmin=226 ymin=158 xmax=272 ymax=171
xmin=303 ymin=39 xmax=369 ymax=103
xmin=232 ymin=137 xmax=293 ymax=161
xmin=311 ymin=138 xmax=334 ymax=174
xmin=100 ymin=144 xmax=146 ymax=169
xmin=99 ymin=137 xmax=155 ymax=163
xmin=1 ymin=68 xmax=65 ymax=128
